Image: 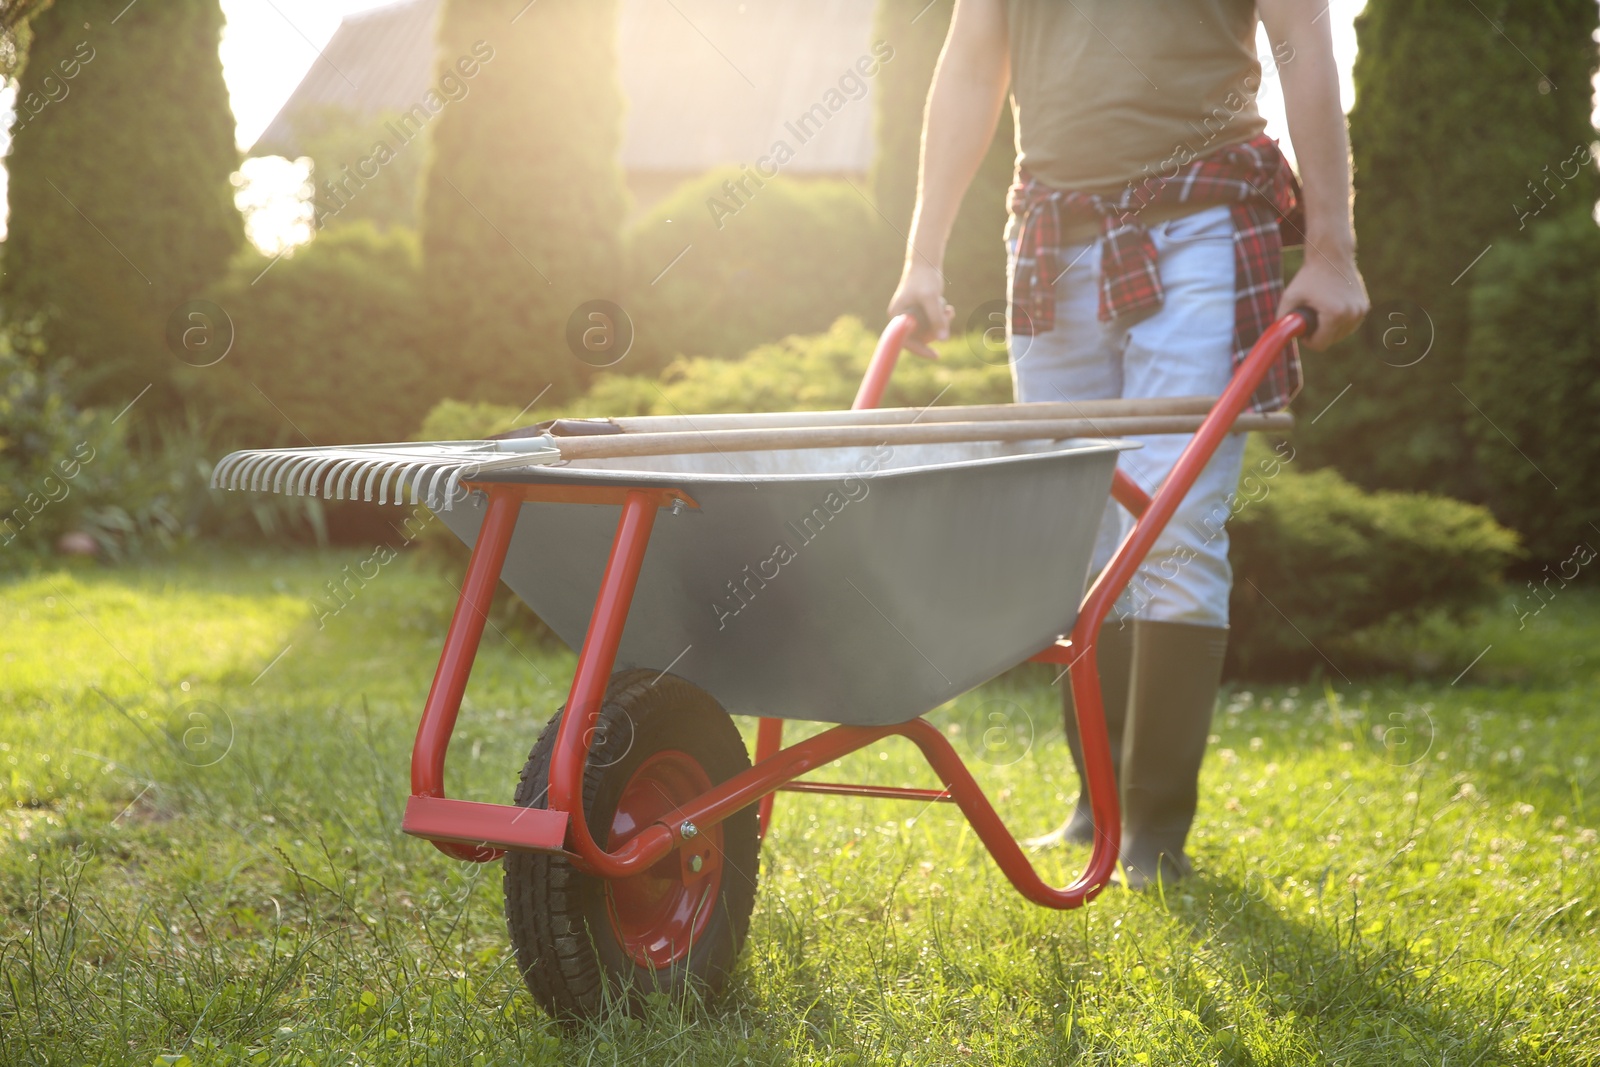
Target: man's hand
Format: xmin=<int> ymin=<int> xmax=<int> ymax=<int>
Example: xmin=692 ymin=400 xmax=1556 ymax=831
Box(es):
xmin=1279 ymin=249 xmax=1369 ymax=350
xmin=888 ymin=261 xmax=955 ymax=341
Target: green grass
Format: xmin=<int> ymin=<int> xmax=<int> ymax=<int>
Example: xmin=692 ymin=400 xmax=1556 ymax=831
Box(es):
xmin=1 ymin=548 xmax=1596 ymax=1065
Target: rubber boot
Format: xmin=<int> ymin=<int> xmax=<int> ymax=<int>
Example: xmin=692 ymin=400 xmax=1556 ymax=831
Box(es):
xmin=1118 ymin=620 xmax=1228 ymax=890
xmin=1024 ymin=622 xmax=1133 ymax=850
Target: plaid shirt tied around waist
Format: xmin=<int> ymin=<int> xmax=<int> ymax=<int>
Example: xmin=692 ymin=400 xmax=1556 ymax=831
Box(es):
xmin=1008 ymin=133 xmax=1305 ymax=413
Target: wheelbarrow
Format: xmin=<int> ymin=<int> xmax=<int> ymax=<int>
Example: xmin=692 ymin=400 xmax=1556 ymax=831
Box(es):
xmin=212 ymin=307 xmax=1313 ymax=1020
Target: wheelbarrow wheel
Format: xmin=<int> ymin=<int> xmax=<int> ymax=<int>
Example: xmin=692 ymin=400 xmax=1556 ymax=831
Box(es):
xmin=503 ymin=669 xmax=759 ymax=1021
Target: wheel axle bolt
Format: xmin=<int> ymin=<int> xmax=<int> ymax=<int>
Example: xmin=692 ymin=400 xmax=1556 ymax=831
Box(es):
xmin=689 ymin=855 xmax=703 ymax=873
xmin=680 ymin=821 xmax=698 ymax=839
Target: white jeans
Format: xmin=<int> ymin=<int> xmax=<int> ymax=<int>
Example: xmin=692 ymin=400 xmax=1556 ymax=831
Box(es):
xmin=1008 ymin=204 xmax=1247 ymax=626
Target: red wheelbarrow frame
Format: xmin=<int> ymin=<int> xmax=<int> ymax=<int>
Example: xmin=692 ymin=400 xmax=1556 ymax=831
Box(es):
xmin=401 ymin=310 xmax=1313 ymax=907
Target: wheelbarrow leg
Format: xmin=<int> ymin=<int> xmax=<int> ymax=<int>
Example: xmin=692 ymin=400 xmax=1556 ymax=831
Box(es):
xmin=409 ymin=489 xmax=523 ymax=862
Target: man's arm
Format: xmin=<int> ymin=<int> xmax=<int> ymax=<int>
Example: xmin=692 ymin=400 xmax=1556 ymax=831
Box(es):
xmin=886 ymin=0 xmax=1011 ymax=340
xmin=1258 ymin=0 xmax=1369 ymax=350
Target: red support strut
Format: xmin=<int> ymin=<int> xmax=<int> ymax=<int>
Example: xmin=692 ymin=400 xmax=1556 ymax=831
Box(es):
xmin=546 ymin=490 xmax=681 ymax=879
xmin=754 ymin=717 xmax=785 ymax=838
xmin=409 ymin=490 xmax=523 ymax=861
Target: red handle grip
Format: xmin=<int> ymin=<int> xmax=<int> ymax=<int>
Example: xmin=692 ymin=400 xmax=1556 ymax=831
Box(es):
xmin=852 ymin=313 xmax=941 ymax=411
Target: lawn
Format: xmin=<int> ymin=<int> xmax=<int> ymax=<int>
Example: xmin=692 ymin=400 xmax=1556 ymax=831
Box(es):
xmin=1 ymin=548 xmax=1596 ymax=1065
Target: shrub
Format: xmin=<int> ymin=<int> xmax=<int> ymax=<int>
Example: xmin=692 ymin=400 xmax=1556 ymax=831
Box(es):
xmin=179 ymin=224 xmax=439 ymax=449
xmin=0 ymin=322 xmax=117 ymax=561
xmin=627 ymin=173 xmax=898 ymax=372
xmin=415 ymin=399 xmax=542 ymax=442
xmin=0 ymin=0 xmax=242 ymax=408
xmin=416 ymin=315 xmax=1011 ymax=436
xmin=1 ymin=325 xmax=318 ymax=565
xmin=1295 ymin=0 xmax=1600 ymax=498
xmin=641 ymin=316 xmax=1010 ymax=414
xmin=91 ymin=412 xmax=328 ymax=556
xmin=420 ymin=0 xmax=626 ymax=405
xmin=1463 ymin=211 xmax=1600 ymax=563
xmin=1227 ymin=439 xmax=1520 ymax=678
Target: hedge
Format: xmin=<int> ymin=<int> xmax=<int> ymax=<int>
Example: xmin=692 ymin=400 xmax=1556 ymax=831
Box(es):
xmin=1463 ymin=211 xmax=1600 ymax=563
xmin=0 ymin=0 xmax=241 ymax=408
xmin=1228 ymin=439 xmax=1520 ymax=678
xmin=2 ymin=323 xmax=319 ymax=565
xmin=417 ymin=316 xmax=1011 ymax=437
xmin=180 ymin=223 xmax=441 ymax=449
xmin=1295 ymin=0 xmax=1600 ymax=498
xmin=627 ymin=173 xmax=898 ymax=373
xmin=420 ymin=0 xmax=626 ymax=406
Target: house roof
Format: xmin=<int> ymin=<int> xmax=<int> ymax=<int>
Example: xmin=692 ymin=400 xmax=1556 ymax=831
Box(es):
xmin=253 ymin=0 xmax=878 ymax=174
xmin=252 ymin=0 xmax=443 ymax=158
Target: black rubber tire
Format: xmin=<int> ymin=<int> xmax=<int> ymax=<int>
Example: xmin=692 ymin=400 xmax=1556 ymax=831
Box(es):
xmin=503 ymin=669 xmax=759 ymax=1021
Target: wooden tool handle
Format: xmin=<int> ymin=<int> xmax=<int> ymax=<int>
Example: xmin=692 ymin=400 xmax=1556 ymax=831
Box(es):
xmin=552 ymin=411 xmax=1293 ymax=461
xmin=552 ymin=395 xmax=1223 ymax=437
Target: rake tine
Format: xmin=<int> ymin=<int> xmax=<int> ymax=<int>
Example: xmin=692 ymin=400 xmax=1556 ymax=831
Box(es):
xmin=230 ymin=451 xmax=269 ymax=490
xmin=411 ymin=463 xmax=439 ymax=509
xmin=291 ymin=455 xmax=320 ymax=497
xmin=236 ymin=451 xmax=269 ymax=492
xmin=396 ymin=463 xmax=424 ymax=507
xmin=405 ymin=461 xmax=436 ymax=507
xmin=291 ymin=454 xmax=326 ymax=497
xmin=377 ymin=460 xmax=406 ymax=505
xmin=424 ymin=463 xmax=458 ymax=511
xmin=279 ymin=456 xmax=317 ymax=496
xmin=236 ymin=452 xmax=270 ymax=492
xmin=263 ymin=452 xmax=304 ymax=494
xmin=210 ymin=450 xmax=245 ymax=490
xmin=441 ymin=466 xmax=474 ymax=510
xmin=212 ymin=441 xmax=561 ymax=503
xmin=299 ymin=454 xmax=343 ymax=498
xmin=249 ymin=452 xmax=287 ymax=493
xmin=224 ymin=451 xmax=256 ymax=491
xmin=398 ymin=461 xmax=431 ymax=506
xmin=360 ymin=459 xmax=387 ymax=503
xmin=328 ymin=456 xmax=367 ymax=500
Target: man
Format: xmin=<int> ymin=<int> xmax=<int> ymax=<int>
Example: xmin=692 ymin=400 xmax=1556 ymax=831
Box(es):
xmin=887 ymin=0 xmax=1369 ymax=888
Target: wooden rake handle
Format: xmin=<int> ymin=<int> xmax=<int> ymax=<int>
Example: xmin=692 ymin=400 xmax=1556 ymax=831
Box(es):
xmin=550 ymin=410 xmax=1293 ymax=461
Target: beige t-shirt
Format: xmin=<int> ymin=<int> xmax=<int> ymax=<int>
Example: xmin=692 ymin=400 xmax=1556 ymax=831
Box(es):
xmin=1007 ymin=0 xmax=1270 ymax=195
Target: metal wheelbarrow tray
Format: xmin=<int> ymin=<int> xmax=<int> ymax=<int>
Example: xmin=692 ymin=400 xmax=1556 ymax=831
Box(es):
xmin=212 ymin=309 xmax=1314 ymax=1021
xmin=435 ymin=437 xmax=1121 ymax=728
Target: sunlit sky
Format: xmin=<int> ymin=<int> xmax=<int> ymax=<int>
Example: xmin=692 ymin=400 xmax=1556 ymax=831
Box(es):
xmin=219 ymin=0 xmax=402 ymax=152
xmin=214 ymin=0 xmax=1367 ymax=155
xmin=0 ymin=0 xmax=1368 ymax=245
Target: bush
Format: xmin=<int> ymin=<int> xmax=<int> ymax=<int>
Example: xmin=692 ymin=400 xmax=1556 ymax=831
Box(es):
xmin=0 ymin=0 xmax=242 ymax=408
xmin=1463 ymin=211 xmax=1600 ymax=563
xmin=1 ymin=322 xmax=119 ymax=561
xmin=180 ymin=224 xmax=439 ymax=448
xmin=627 ymin=174 xmax=898 ymax=371
xmin=1 ymin=324 xmax=319 ymax=565
xmin=416 ymin=315 xmax=1011 ymax=436
xmin=1295 ymin=0 xmax=1599 ymax=497
xmin=1227 ymin=438 xmax=1521 ymax=678
xmin=421 ymin=0 xmax=626 ymax=405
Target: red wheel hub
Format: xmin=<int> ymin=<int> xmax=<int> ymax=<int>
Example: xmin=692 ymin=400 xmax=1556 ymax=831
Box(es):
xmin=604 ymin=750 xmax=724 ymax=968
